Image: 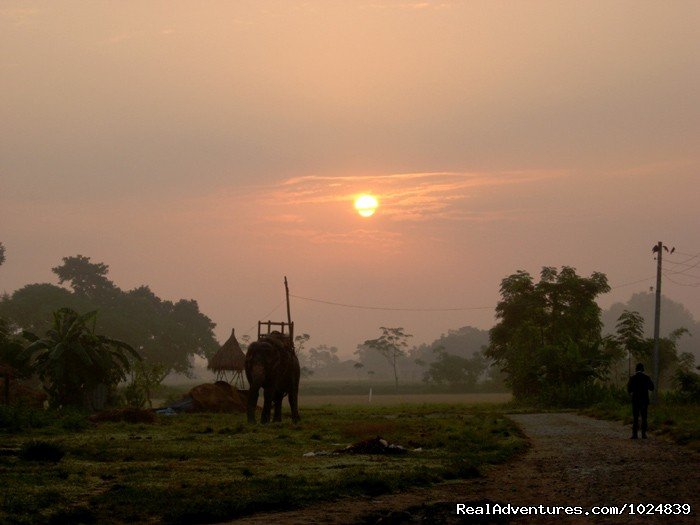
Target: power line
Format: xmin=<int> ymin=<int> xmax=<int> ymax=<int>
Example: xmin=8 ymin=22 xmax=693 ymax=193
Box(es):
xmin=290 ymin=294 xmax=493 ymax=312
xmin=669 ymin=250 xmax=699 ymax=259
xmin=242 ymin=299 xmax=286 ymax=337
xmin=609 ymin=276 xmax=656 ymax=290
xmin=291 ymin=274 xmax=656 ymax=313
xmin=663 ymin=271 xmax=700 ymax=288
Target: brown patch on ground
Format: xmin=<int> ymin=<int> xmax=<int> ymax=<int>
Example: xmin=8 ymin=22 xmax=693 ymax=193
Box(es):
xmin=228 ymin=413 xmax=699 ymax=525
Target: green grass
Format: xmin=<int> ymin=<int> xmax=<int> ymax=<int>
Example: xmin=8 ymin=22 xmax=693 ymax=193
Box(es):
xmin=0 ymin=404 xmax=526 ymax=524
xmin=582 ymin=400 xmax=700 ymax=451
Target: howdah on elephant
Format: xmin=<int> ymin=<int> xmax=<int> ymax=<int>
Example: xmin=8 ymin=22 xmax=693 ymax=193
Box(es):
xmin=245 ymin=333 xmax=300 ymax=424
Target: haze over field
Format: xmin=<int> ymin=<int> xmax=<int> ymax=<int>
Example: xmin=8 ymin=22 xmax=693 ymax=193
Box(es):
xmin=2 ymin=1 xmax=699 ymax=355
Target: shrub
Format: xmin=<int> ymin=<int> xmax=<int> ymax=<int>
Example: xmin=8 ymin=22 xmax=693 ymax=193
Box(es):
xmin=19 ymin=440 xmax=65 ymax=462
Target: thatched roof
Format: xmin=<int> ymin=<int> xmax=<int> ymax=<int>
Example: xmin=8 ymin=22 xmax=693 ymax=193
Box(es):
xmin=208 ymin=328 xmax=246 ymax=371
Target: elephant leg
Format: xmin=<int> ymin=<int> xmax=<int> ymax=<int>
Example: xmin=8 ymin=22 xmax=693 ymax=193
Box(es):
xmin=273 ymin=392 xmax=284 ymax=422
xmin=247 ymin=387 xmax=259 ymax=424
xmin=289 ymin=386 xmax=300 ymax=423
xmin=261 ymin=389 xmax=273 ymax=424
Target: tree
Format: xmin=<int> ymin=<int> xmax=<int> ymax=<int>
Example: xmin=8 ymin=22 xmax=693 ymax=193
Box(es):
xmin=52 ymin=255 xmax=117 ymax=300
xmin=0 ymin=283 xmax=84 ymax=335
xmin=0 ymin=242 xmax=5 ymax=267
xmin=612 ymin=311 xmax=689 ymax=388
xmin=22 ymin=308 xmax=140 ymax=408
xmin=361 ymin=327 xmax=412 ymax=391
xmin=307 ymin=344 xmax=340 ymax=370
xmin=353 ymin=361 xmax=364 ymax=381
xmin=124 ymin=361 xmax=169 ymax=409
xmin=603 ymin=292 xmax=700 ymax=361
xmin=486 ymin=267 xmax=614 ymax=400
xmin=423 ymin=347 xmax=487 ymax=388
xmin=0 ymin=317 xmax=32 ymax=378
xmin=615 ymin=310 xmax=645 ymax=376
xmin=1 ymin=256 xmax=218 ymax=374
xmin=294 ymin=333 xmax=311 ymax=366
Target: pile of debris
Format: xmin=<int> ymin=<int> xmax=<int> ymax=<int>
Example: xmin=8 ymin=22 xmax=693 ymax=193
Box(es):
xmin=337 ymin=436 xmax=408 ymax=455
xmin=157 ymin=381 xmax=248 ymax=414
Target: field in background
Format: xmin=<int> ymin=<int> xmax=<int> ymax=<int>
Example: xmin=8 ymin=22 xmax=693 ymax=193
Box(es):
xmin=154 ymin=380 xmax=511 ymax=410
xmin=300 ymin=393 xmax=511 ymax=406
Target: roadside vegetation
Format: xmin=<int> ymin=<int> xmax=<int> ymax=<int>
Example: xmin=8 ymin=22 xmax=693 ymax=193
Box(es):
xmin=582 ymin=398 xmax=700 ymax=451
xmin=0 ymin=404 xmax=526 ymax=525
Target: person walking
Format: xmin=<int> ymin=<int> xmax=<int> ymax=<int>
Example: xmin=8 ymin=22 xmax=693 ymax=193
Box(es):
xmin=627 ymin=362 xmax=654 ymax=439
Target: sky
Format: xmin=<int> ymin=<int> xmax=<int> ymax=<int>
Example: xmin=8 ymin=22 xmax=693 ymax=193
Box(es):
xmin=1 ymin=1 xmax=699 ymax=358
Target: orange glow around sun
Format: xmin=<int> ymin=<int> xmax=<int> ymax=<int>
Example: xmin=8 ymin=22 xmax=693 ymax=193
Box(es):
xmin=354 ymin=194 xmax=379 ymax=217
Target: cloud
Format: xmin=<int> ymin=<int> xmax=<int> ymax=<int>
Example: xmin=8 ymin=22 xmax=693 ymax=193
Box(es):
xmin=0 ymin=7 xmax=41 ymax=25
xmin=268 ymin=170 xmax=563 ymax=222
xmin=362 ymin=1 xmax=454 ymax=10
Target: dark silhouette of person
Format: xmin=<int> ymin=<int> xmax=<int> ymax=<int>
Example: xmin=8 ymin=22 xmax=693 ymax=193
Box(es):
xmin=627 ymin=363 xmax=654 ymax=439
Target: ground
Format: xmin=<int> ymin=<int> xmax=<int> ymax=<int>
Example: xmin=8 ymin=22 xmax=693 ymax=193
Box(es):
xmin=229 ymin=413 xmax=700 ymax=525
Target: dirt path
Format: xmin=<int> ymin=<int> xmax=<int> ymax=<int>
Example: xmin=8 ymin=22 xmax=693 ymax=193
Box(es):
xmin=230 ymin=413 xmax=699 ymax=524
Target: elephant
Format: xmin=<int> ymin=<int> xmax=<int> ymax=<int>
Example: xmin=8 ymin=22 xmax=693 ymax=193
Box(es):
xmin=245 ymin=333 xmax=300 ymax=424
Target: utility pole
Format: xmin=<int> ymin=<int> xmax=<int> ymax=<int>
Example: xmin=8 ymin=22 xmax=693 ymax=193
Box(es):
xmin=284 ymin=276 xmax=294 ymax=341
xmin=652 ymin=241 xmax=663 ymax=403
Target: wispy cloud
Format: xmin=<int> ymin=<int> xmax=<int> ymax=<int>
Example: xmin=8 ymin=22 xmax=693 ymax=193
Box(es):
xmin=268 ymin=170 xmax=563 ymax=222
xmin=0 ymin=7 xmax=42 ymax=26
xmin=362 ymin=1 xmax=454 ymax=10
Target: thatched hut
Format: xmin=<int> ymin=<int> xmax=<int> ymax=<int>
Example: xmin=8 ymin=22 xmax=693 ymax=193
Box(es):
xmin=208 ymin=328 xmax=246 ymax=387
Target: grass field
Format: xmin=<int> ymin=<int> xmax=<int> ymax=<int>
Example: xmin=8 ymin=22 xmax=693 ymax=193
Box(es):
xmin=0 ymin=403 xmax=526 ymax=524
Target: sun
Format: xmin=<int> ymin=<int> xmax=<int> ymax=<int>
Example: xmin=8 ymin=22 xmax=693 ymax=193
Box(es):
xmin=354 ymin=194 xmax=379 ymax=217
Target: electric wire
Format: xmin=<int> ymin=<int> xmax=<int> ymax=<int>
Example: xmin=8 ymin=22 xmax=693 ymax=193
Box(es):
xmin=609 ymin=276 xmax=656 ymax=290
xmin=290 ymin=273 xmax=658 ymax=313
xmin=290 ymin=294 xmax=493 ymax=312
xmin=663 ymin=271 xmax=700 ymax=288
xmin=243 ymin=299 xmax=286 ymax=337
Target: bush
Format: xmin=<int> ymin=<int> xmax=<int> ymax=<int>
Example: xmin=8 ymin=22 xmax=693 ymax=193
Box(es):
xmin=0 ymin=405 xmax=52 ymax=432
xmin=671 ymin=369 xmax=700 ymax=404
xmin=19 ymin=440 xmax=65 ymax=462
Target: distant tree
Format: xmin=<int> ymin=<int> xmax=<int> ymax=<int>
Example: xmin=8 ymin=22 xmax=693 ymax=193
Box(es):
xmin=612 ymin=310 xmax=690 ymax=388
xmin=353 ymin=361 xmax=364 ymax=380
xmin=362 ymin=327 xmax=412 ymax=391
xmin=0 ymin=242 xmax=6 ymax=266
xmin=412 ymin=326 xmax=489 ymax=362
xmin=0 ymin=317 xmax=32 ymax=377
xmin=22 ymin=308 xmax=140 ymax=408
xmin=423 ymin=347 xmax=487 ymax=388
xmin=294 ymin=333 xmax=311 ymax=367
xmin=1 ymin=256 xmax=218 ymax=374
xmin=52 ymin=255 xmax=117 ymax=300
xmin=0 ymin=283 xmax=84 ymax=335
xmin=486 ymin=267 xmax=616 ymax=400
xmin=307 ymin=344 xmax=340 ymax=369
xmin=603 ymin=292 xmax=700 ymax=361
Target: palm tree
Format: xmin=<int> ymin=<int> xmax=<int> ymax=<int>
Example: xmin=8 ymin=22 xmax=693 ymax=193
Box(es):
xmin=23 ymin=308 xmax=140 ymax=408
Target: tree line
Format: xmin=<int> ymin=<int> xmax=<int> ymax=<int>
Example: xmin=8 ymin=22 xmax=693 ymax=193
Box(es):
xmin=1 ymin=250 xmax=698 ymax=408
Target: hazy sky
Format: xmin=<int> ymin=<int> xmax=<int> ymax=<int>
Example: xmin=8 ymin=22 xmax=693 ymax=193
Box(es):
xmin=2 ymin=1 xmax=699 ymax=357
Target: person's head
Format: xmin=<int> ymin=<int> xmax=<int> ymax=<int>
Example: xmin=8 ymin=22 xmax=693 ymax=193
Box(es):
xmin=635 ymin=363 xmax=645 ymax=373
